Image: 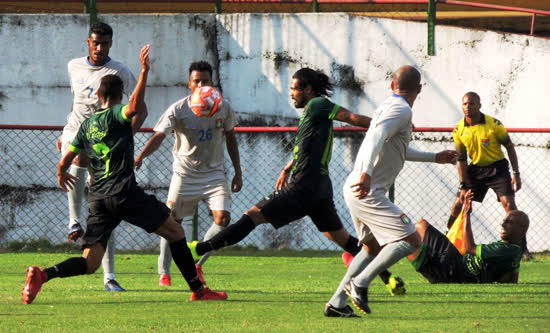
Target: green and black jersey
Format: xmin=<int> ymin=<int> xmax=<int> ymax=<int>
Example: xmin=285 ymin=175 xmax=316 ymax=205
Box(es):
xmin=463 ymin=241 xmax=522 ymax=283
xmin=291 ymin=97 xmax=340 ymax=190
xmin=69 ymin=104 xmax=136 ymax=199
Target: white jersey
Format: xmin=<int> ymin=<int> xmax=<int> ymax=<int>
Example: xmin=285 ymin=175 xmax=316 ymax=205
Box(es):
xmin=153 ymin=96 xmax=237 ymax=180
xmin=65 ymin=56 xmax=137 ymax=134
xmin=348 ymin=94 xmax=435 ymax=193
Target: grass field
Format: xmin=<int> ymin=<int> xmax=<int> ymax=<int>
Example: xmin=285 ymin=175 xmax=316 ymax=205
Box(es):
xmin=1 ymin=251 xmax=549 ymax=332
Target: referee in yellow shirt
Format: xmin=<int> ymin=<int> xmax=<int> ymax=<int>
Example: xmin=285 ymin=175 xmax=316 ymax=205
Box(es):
xmin=448 ymin=92 xmax=530 ymax=259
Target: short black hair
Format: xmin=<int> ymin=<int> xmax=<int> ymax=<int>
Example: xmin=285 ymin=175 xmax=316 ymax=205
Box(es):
xmin=463 ymin=91 xmax=481 ymax=103
xmin=89 ymin=22 xmax=113 ymax=38
xmin=292 ymin=68 xmax=334 ymax=97
xmin=98 ymin=74 xmax=123 ymax=101
xmin=189 ymin=61 xmax=213 ymax=78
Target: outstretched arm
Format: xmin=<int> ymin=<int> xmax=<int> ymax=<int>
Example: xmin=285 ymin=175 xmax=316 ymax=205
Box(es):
xmin=461 ymin=190 xmax=477 ymax=255
xmin=125 ymin=45 xmax=150 ymax=120
xmin=333 ymin=108 xmax=371 ymax=128
xmin=225 ymin=130 xmax=243 ymax=192
xmin=135 ymin=132 xmax=166 ymax=170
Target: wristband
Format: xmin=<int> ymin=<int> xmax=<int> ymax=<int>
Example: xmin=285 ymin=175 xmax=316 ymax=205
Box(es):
xmin=513 ymin=172 xmax=520 ymax=175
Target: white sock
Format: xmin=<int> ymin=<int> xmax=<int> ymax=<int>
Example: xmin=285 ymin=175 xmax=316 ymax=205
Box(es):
xmin=102 ymin=233 xmax=116 ymax=284
xmin=67 ymin=165 xmax=87 ymax=225
xmin=354 ymin=240 xmax=416 ymax=288
xmin=328 ymin=248 xmax=374 ymax=308
xmin=196 ymin=223 xmax=225 ymax=266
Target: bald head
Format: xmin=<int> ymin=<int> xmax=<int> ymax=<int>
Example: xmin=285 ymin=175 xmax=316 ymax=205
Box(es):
xmin=392 ymin=65 xmax=421 ymax=93
xmin=500 ymin=210 xmax=530 ymax=244
xmin=463 ymin=91 xmax=480 ymax=103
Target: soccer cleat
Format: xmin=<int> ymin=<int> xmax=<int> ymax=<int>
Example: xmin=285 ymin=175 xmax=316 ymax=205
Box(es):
xmin=323 ymin=303 xmax=361 ymax=318
xmin=159 ymin=273 xmax=171 ymax=286
xmin=187 ymin=241 xmax=201 ymax=261
xmin=68 ymin=221 xmax=84 ymax=242
xmin=341 ymin=251 xmax=354 ymax=268
xmin=105 ymin=279 xmax=126 ymax=292
xmin=190 ymin=287 xmax=228 ymax=301
xmin=196 ymin=265 xmax=206 ymax=286
xmin=344 ymin=278 xmax=371 ymax=315
xmin=22 ymin=266 xmax=47 ymax=304
xmin=386 ymin=275 xmax=406 ymax=296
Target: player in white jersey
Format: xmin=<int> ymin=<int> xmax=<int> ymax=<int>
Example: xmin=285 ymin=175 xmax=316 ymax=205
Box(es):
xmin=57 ymin=22 xmax=141 ymax=292
xmin=135 ymin=61 xmax=242 ymax=287
xmin=325 ymin=66 xmax=457 ymax=317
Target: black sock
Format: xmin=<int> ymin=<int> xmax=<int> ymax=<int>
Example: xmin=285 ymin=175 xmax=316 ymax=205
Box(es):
xmin=197 ymin=214 xmax=256 ymax=255
xmin=379 ymin=270 xmax=392 ymax=284
xmin=169 ymin=238 xmax=203 ymax=292
xmin=44 ymin=257 xmax=88 ymax=281
xmin=342 ymin=236 xmax=361 ymax=256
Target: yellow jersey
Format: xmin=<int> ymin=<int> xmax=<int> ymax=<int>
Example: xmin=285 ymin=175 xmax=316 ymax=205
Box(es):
xmin=453 ymin=114 xmax=509 ymax=166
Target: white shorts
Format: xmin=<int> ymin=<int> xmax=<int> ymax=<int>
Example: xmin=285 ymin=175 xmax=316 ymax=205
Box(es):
xmin=343 ymin=184 xmax=416 ymax=246
xmin=167 ymin=172 xmax=231 ymax=220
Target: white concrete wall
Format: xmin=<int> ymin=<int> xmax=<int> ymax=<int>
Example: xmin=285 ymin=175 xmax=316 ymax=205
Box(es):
xmin=1 ymin=14 xmax=549 ymax=127
xmin=1 ymin=14 xmax=549 ymax=251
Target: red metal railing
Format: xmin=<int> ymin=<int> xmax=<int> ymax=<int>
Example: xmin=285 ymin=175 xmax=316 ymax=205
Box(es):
xmin=1 ymin=124 xmax=548 ymax=133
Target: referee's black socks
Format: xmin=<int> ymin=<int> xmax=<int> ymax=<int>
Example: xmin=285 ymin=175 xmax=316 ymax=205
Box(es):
xmin=197 ymin=214 xmax=256 ymax=255
xmin=169 ymin=238 xmax=203 ymax=292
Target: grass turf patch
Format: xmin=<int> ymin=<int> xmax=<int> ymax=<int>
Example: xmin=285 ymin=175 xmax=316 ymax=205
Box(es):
xmin=1 ymin=252 xmax=549 ymax=332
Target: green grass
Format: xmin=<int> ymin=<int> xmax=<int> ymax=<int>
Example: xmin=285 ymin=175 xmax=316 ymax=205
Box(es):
xmin=1 ymin=252 xmax=549 ymax=332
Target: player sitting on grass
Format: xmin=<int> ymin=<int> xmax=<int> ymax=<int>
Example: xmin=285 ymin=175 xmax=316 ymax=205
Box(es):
xmin=22 ymin=45 xmax=227 ymax=304
xmin=408 ymin=190 xmax=529 ymax=283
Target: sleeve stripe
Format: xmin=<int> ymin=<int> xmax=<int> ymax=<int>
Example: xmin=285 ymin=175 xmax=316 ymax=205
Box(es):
xmin=68 ymin=144 xmax=82 ymax=154
xmin=329 ymin=104 xmax=341 ymax=120
xmin=121 ymin=105 xmax=132 ymax=122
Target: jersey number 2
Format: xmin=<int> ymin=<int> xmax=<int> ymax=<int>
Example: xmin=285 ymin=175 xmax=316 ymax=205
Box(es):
xmin=199 ymin=129 xmax=213 ymax=142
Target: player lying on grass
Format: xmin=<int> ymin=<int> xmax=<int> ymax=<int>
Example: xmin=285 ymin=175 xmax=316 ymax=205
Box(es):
xmin=408 ymin=189 xmax=529 ymax=283
xmin=22 ymin=45 xmax=227 ymax=304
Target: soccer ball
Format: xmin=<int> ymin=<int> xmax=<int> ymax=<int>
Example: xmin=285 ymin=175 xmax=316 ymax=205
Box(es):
xmin=189 ymin=86 xmax=223 ymax=117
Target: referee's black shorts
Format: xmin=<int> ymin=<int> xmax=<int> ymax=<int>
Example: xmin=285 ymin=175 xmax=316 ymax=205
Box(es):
xmin=465 ymin=159 xmax=514 ymax=202
xmin=82 ymin=186 xmax=170 ymax=249
xmin=256 ymin=182 xmax=344 ymax=232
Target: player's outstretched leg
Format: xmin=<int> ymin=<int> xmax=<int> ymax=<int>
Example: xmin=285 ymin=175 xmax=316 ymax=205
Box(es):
xmin=169 ymin=238 xmax=226 ymax=301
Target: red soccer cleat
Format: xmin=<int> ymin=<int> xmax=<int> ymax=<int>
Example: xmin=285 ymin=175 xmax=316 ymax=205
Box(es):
xmin=190 ymin=287 xmax=228 ymax=301
xmin=195 ymin=264 xmax=206 ymax=286
xmin=159 ymin=273 xmax=171 ymax=286
xmin=342 ymin=251 xmax=355 ymax=268
xmin=22 ymin=266 xmax=47 ymax=304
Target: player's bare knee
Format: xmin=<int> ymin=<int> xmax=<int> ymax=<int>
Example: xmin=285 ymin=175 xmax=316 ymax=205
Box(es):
xmin=213 ymin=210 xmax=230 ymax=227
xmin=155 ymin=216 xmax=185 ymax=242
xmin=245 ymin=206 xmax=266 ymax=226
xmin=404 ymin=231 xmax=421 ymax=249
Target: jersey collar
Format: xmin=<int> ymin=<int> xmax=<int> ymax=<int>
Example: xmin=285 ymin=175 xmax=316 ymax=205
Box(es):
xmin=392 ymin=93 xmax=411 ymax=106
xmin=463 ymin=113 xmax=486 ymax=127
xmin=86 ymin=56 xmax=112 ymax=67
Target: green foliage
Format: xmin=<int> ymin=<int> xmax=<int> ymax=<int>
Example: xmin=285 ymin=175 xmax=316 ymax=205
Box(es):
xmin=1 ymin=252 xmax=549 ymax=332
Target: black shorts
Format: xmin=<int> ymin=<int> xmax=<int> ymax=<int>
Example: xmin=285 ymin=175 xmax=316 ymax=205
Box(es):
xmin=463 ymin=159 xmax=514 ymax=202
xmin=413 ymin=225 xmax=475 ymax=283
xmin=256 ymin=182 xmax=343 ymax=232
xmin=83 ymin=186 xmax=170 ymax=248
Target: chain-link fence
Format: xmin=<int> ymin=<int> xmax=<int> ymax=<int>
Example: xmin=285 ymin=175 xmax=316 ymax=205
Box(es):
xmin=1 ymin=126 xmax=549 ymax=252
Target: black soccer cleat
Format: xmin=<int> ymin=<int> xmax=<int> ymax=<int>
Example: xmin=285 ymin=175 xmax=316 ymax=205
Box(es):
xmin=344 ymin=278 xmax=371 ymax=315
xmin=323 ymin=303 xmax=361 ymax=318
